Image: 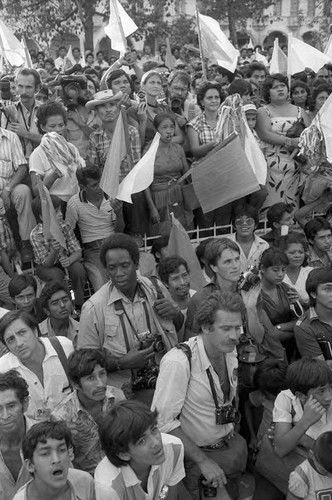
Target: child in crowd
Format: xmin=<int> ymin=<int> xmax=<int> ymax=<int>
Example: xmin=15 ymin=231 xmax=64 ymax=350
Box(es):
xmin=95 ymin=400 xmax=185 ymax=500
xmin=13 ymin=421 xmax=94 ymax=500
xmin=288 ymin=431 xmax=332 ymax=499
xmin=262 ymin=202 xmax=295 ymax=246
xmin=246 ymin=359 xmax=288 ymax=453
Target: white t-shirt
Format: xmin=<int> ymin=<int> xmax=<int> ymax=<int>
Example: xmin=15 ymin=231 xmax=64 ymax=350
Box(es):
xmin=288 ymin=458 xmax=332 ymax=499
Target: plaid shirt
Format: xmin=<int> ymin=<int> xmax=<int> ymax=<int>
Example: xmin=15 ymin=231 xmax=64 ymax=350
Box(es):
xmin=187 ymin=110 xmax=221 ymax=147
xmin=86 ymin=125 xmax=141 ymax=179
xmin=30 ymin=221 xmax=81 ymax=265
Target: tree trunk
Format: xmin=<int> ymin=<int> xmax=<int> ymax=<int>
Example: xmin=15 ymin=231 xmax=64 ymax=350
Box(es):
xmin=227 ymin=0 xmax=237 ymax=46
xmin=83 ymin=0 xmax=94 ymax=51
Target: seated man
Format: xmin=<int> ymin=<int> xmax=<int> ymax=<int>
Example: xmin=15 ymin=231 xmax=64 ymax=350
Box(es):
xmin=95 ymin=400 xmax=185 ymax=500
xmin=295 ymin=267 xmax=332 ymax=366
xmin=262 ymin=202 xmax=294 ymax=247
xmin=0 ymin=370 xmax=32 ymax=499
xmin=13 ymin=421 xmax=95 ymax=500
xmin=0 ymin=310 xmax=73 ymax=421
xmin=304 ymin=217 xmax=332 ymax=268
xmin=8 ymin=274 xmax=46 ymax=323
xmin=52 ymin=348 xmax=124 ymax=475
xmin=38 ymin=281 xmax=79 ymax=344
xmin=78 ymin=233 xmax=182 ymax=392
xmin=152 ymin=291 xmax=248 ymax=500
xmin=30 ymin=194 xmax=86 ymax=311
xmin=66 ymin=166 xmax=124 ymax=292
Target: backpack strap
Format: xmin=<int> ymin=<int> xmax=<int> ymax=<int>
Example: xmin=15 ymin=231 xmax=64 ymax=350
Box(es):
xmin=149 ymin=276 xmax=164 ymax=300
xmin=176 ymin=342 xmax=192 ymax=371
xmin=48 ymin=336 xmax=72 ymax=389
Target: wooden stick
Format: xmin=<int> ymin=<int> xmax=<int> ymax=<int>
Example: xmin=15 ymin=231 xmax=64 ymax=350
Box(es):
xmin=196 ymin=7 xmax=207 ymax=80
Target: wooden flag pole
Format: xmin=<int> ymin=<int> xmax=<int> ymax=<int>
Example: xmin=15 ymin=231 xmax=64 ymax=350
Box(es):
xmin=111 ymin=0 xmax=127 ymax=53
xmin=120 ymin=105 xmax=133 ymax=170
xmin=196 ymin=7 xmax=207 ymax=81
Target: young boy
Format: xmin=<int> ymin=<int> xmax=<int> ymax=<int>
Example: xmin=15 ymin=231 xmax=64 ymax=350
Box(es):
xmin=13 ymin=420 xmax=95 ymax=500
xmin=273 ymin=358 xmax=332 ymax=459
xmin=262 ymin=202 xmax=295 ymax=246
xmin=288 ymin=431 xmax=332 ymax=499
xmin=95 ymin=400 xmax=185 ymax=500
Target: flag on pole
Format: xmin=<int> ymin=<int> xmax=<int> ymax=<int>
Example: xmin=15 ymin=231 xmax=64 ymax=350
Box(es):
xmin=20 ymin=37 xmax=32 ymax=68
xmin=287 ymin=33 xmax=330 ymax=75
xmin=117 ymin=133 xmax=160 ymax=203
xmin=197 ymin=12 xmax=239 ymax=73
xmin=104 ymin=0 xmax=138 ymax=55
xmin=247 ymin=39 xmax=254 ymax=50
xmin=36 ymin=177 xmax=66 ymax=249
xmin=100 ymin=108 xmax=127 ymax=198
xmin=325 ymin=34 xmax=332 ymax=59
xmin=317 ymin=92 xmax=332 ymax=163
xmin=270 ymin=38 xmax=287 ymax=74
xmin=0 ymin=20 xmax=25 ymax=67
xmin=65 ymin=45 xmax=75 ymax=67
xmin=165 ymin=37 xmax=175 ymax=70
xmin=167 ymin=216 xmax=205 ymax=292
xmin=254 ymin=49 xmax=269 ymax=67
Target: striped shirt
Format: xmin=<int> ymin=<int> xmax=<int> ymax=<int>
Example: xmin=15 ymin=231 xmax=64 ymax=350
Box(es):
xmin=65 ymin=191 xmax=116 ymax=244
xmin=0 ymin=128 xmax=26 ymax=191
xmin=87 ymin=125 xmax=141 ymax=176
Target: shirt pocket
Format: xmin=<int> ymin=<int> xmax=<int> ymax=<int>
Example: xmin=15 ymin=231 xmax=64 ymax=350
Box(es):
xmin=0 ymin=160 xmax=13 ymax=180
xmin=104 ymin=315 xmax=123 ymax=355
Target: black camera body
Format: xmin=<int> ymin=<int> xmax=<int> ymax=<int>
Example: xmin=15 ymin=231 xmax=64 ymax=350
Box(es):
xmin=59 ymin=75 xmax=87 ymax=109
xmin=0 ymin=81 xmax=11 ymax=101
xmin=238 ymin=266 xmax=260 ymax=292
xmin=199 ymin=475 xmax=217 ymax=498
xmin=170 ymin=97 xmax=183 ymax=114
xmin=216 ymin=405 xmax=240 ymax=425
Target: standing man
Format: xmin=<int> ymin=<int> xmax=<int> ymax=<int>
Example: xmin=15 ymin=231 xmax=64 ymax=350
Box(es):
xmin=152 ymin=290 xmax=248 ymax=499
xmin=78 ymin=233 xmax=182 ymax=390
xmin=66 ymin=166 xmax=124 ymax=291
xmin=54 ymin=46 xmax=67 ymax=71
xmin=4 ymin=69 xmax=41 ymax=161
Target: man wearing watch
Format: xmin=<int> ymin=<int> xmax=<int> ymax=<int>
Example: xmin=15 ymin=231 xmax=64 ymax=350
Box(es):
xmin=0 ymin=126 xmax=36 ymax=262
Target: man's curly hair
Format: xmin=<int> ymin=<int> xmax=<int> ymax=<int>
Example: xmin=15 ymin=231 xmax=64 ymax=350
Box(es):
xmin=194 ymin=290 xmax=245 ymax=329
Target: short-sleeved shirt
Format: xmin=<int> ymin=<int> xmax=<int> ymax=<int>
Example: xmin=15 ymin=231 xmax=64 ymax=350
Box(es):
xmin=30 ymin=222 xmax=81 ymax=266
xmin=294 ymin=307 xmax=332 ymax=358
xmin=288 ymin=458 xmax=332 ymax=499
xmin=39 ymin=316 xmax=80 ymax=344
xmin=308 ymin=246 xmax=332 ymax=268
xmin=0 ymin=337 xmax=73 ymax=421
xmin=65 ymin=191 xmax=116 ymax=244
xmin=13 ymin=468 xmax=95 ymax=500
xmin=4 ymin=101 xmax=40 ymax=159
xmin=273 ymin=389 xmax=332 ymax=440
xmin=94 ymin=433 xmax=185 ymax=500
xmin=187 ymin=110 xmax=221 ymax=150
xmin=0 ymin=128 xmax=26 ymax=190
xmin=87 ymin=126 xmax=141 ymax=173
xmin=226 ymin=233 xmax=269 ymax=272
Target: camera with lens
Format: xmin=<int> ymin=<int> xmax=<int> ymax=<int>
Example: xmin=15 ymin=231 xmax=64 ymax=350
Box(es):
xmin=170 ymin=97 xmax=183 ymax=114
xmin=238 ymin=266 xmax=260 ymax=292
xmin=0 ymin=81 xmax=11 ymax=101
xmin=199 ymin=475 xmax=217 ymax=498
xmin=138 ymin=331 xmax=165 ymax=354
xmin=215 ymin=405 xmax=241 ymax=425
xmin=137 ymin=88 xmax=146 ymax=103
xmin=59 ymin=75 xmax=87 ymax=110
xmin=131 ymin=365 xmax=159 ymax=391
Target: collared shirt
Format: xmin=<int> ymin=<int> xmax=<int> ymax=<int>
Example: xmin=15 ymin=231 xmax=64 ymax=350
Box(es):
xmin=13 ymin=468 xmax=95 ymax=500
xmin=289 ymin=458 xmax=332 ymax=500
xmin=39 ymin=316 xmax=80 ymax=344
xmin=226 ymin=233 xmax=269 ymax=272
xmin=5 ymin=100 xmax=40 ymax=159
xmin=94 ymin=433 xmax=185 ymax=500
xmin=66 ymin=110 xmax=101 ymax=160
xmin=0 ymin=417 xmax=34 ymax=500
xmin=151 ymin=335 xmax=238 ymax=447
xmin=273 ymin=389 xmax=332 ymax=440
xmin=294 ymin=307 xmax=332 ymax=358
xmin=30 ymin=221 xmax=81 ymax=266
xmin=0 ymin=128 xmax=26 ymax=191
xmin=78 ymin=276 xmax=178 ymax=388
xmin=0 ymin=337 xmax=73 ymax=421
xmin=52 ymin=387 xmax=122 ymax=475
xmin=87 ymin=125 xmax=141 ymax=173
xmin=187 ymin=110 xmax=221 ymax=152
xmin=65 ymin=192 xmax=116 ymax=244
xmin=308 ymin=245 xmax=332 ymax=268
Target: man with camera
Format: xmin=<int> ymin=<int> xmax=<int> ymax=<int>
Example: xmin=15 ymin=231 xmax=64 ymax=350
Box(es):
xmin=151 ymin=290 xmax=248 ymax=500
xmin=167 ymin=70 xmax=200 ymax=126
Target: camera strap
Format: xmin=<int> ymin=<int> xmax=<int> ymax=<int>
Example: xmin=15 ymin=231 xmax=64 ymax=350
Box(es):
xmin=114 ymin=294 xmax=152 ymax=353
xmin=206 ymin=368 xmax=221 ymax=410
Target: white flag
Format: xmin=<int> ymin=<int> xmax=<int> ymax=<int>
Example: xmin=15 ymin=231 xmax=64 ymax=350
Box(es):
xmin=0 ymin=20 xmax=25 ymax=67
xmin=287 ymin=33 xmax=330 ymax=75
xmin=270 ymin=38 xmax=287 ymax=75
xmin=198 ymin=13 xmax=239 ymax=73
xmin=324 ymin=34 xmax=332 ymax=59
xmin=20 ymin=37 xmax=32 ymax=69
xmin=254 ymin=49 xmax=269 ymax=67
xmin=318 ymin=92 xmax=332 ymax=163
xmin=104 ymin=0 xmax=138 ymax=55
xmin=117 ymin=133 xmax=160 ymax=203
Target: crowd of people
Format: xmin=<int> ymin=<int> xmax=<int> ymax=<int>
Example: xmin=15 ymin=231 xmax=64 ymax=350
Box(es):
xmin=1 ymin=39 xmax=332 ymax=500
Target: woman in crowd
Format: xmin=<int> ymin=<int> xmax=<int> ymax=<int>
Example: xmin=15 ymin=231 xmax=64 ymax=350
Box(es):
xmin=29 ymin=101 xmax=83 ymax=207
xmin=260 ymin=247 xmax=300 ymax=361
xmin=256 ymin=74 xmax=310 ymax=211
xmin=308 ymin=82 xmax=332 ymax=121
xmin=228 ymin=79 xmax=253 ymax=105
xmin=187 ymin=81 xmax=231 ymax=228
xmin=279 ymin=232 xmax=313 ymax=306
xmin=145 ymin=113 xmax=189 ymax=235
xmin=290 ymin=80 xmax=310 ymax=110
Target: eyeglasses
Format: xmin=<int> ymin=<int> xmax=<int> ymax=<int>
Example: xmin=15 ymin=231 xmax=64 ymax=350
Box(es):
xmin=171 ymin=86 xmax=187 ymax=94
xmin=235 ymin=217 xmax=255 ymax=226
